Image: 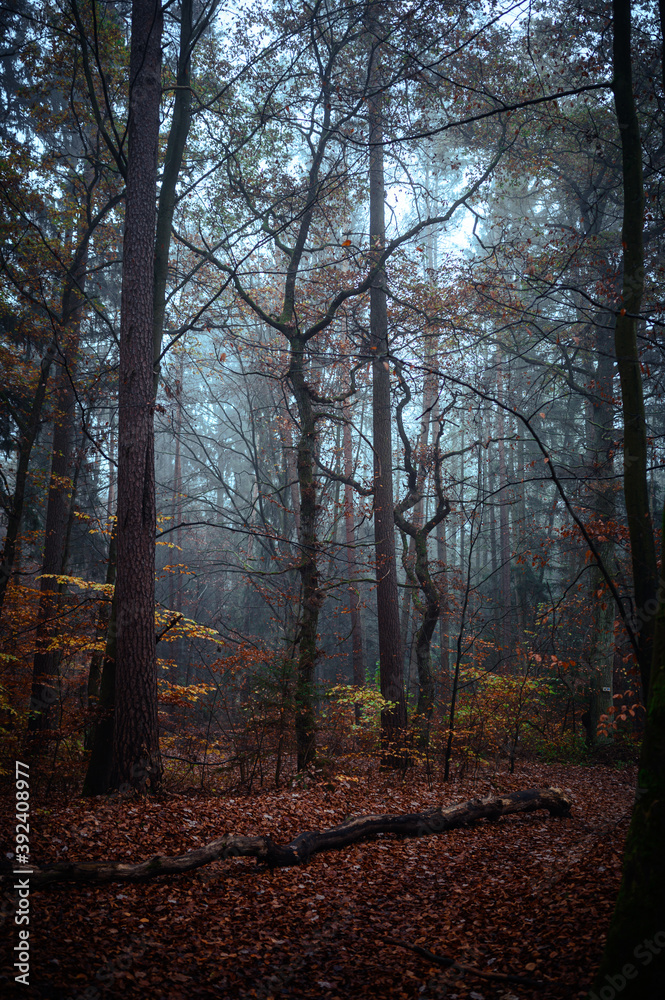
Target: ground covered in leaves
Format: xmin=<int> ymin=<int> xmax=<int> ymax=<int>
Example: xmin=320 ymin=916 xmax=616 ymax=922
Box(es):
xmin=0 ymin=760 xmax=635 ymax=1000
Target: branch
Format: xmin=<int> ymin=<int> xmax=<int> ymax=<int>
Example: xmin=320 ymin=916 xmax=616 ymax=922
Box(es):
xmin=381 ymin=82 xmax=610 ymax=147
xmin=379 ymin=936 xmax=544 ymax=989
xmin=4 ymin=788 xmax=571 ymax=890
xmin=436 ymin=370 xmax=639 ymax=655
xmin=155 ymin=613 xmax=184 ymax=643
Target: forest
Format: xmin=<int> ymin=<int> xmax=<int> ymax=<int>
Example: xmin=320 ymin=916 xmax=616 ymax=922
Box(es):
xmin=0 ymin=0 xmax=664 ymax=997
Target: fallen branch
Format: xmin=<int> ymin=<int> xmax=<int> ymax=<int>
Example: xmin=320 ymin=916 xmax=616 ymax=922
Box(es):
xmin=4 ymin=786 xmax=571 ymax=891
xmin=379 ymin=936 xmax=544 ymax=989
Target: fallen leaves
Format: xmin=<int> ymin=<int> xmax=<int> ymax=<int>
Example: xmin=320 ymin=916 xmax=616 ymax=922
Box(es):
xmin=0 ymin=761 xmax=634 ymax=999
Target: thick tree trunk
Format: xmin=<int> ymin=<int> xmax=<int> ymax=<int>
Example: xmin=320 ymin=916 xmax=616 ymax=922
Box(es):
xmin=110 ymin=0 xmax=164 ymax=792
xmin=152 ymin=0 xmax=192 ymax=390
xmin=611 ymin=0 xmax=657 ymax=702
xmin=9 ymin=787 xmax=571 ymax=889
xmin=367 ymin=2 xmax=407 ymax=765
xmin=593 ymin=508 xmax=665 ymax=996
xmin=84 ymin=0 xmax=192 ymax=792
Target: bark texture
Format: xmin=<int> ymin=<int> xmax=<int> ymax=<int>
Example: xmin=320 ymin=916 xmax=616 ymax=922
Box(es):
xmin=342 ymin=399 xmax=365 ymax=714
xmin=611 ymin=0 xmax=657 ymax=701
xmin=290 ymin=341 xmax=321 ymax=771
xmin=7 ymin=787 xmax=571 ymax=890
xmin=152 ymin=0 xmax=192 ymax=388
xmin=593 ymin=505 xmax=665 ymax=995
xmin=590 ymin=5 xmax=665 ymax=992
xmin=111 ymin=0 xmax=164 ymax=791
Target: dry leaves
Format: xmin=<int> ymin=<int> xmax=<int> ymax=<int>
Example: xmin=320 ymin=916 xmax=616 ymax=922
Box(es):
xmin=0 ymin=761 xmax=634 ymax=999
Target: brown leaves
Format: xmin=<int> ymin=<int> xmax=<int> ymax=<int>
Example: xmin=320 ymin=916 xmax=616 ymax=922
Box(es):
xmin=0 ymin=761 xmax=634 ymax=999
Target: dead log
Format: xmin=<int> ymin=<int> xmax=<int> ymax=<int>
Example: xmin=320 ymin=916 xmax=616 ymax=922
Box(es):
xmin=4 ymin=786 xmax=571 ymax=890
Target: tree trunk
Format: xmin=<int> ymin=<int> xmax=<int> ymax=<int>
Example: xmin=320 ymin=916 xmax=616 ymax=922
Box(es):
xmin=611 ymin=0 xmax=657 ymax=702
xmin=412 ymin=533 xmax=438 ymax=734
xmin=366 ymin=1 xmax=407 ymax=765
xmin=85 ymin=528 xmax=116 ymax=755
xmin=29 ymin=249 xmax=87 ymax=735
xmin=591 ymin=4 xmax=665 ymax=991
xmin=152 ymin=0 xmax=192 ymax=390
xmin=110 ymin=0 xmax=164 ymax=792
xmin=436 ymin=516 xmax=449 ymax=695
xmin=496 ymin=356 xmax=512 ymax=661
xmin=593 ymin=506 xmax=665 ymax=996
xmin=342 ymin=399 xmax=365 ymax=717
xmin=84 ymin=0 xmax=192 ymax=792
xmin=169 ymin=358 xmax=184 ymax=618
xmin=290 ymin=339 xmax=321 ymax=771
xmin=0 ymin=340 xmax=56 ymax=617
xmin=584 ymin=320 xmax=617 ymax=744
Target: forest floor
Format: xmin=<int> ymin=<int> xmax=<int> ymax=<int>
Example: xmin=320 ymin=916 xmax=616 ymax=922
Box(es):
xmin=0 ymin=758 xmax=636 ymax=1000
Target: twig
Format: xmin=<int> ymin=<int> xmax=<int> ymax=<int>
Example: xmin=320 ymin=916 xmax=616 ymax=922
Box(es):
xmin=379 ymin=935 xmax=544 ymax=988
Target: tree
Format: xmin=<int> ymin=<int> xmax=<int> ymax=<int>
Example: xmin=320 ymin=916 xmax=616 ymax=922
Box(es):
xmin=609 ymin=0 xmax=658 ymax=704
xmin=393 ymin=362 xmax=449 ymax=745
xmin=110 ymin=0 xmax=164 ymax=791
xmin=591 ymin=0 xmax=665 ymax=991
xmin=366 ymin=0 xmax=408 ymax=764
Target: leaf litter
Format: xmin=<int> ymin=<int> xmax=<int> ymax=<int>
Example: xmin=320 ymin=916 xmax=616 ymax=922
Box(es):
xmin=0 ymin=761 xmax=634 ymax=999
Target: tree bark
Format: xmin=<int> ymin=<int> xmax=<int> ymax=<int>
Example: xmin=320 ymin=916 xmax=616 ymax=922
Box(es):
xmin=110 ymin=0 xmax=164 ymax=792
xmin=394 ymin=369 xmax=448 ymax=747
xmin=366 ymin=1 xmax=407 ymax=765
xmin=342 ymin=399 xmax=365 ymax=716
xmin=584 ymin=320 xmax=617 ymax=744
xmin=289 ymin=340 xmax=321 ymax=771
xmin=611 ymin=0 xmax=657 ymax=702
xmin=8 ymin=787 xmax=571 ymax=889
xmin=84 ymin=0 xmax=194 ymax=792
xmin=152 ymin=0 xmax=193 ymax=391
xmin=591 ymin=5 xmax=665 ymax=992
xmin=593 ymin=508 xmax=665 ymax=996
xmin=495 ymin=354 xmax=512 ymax=660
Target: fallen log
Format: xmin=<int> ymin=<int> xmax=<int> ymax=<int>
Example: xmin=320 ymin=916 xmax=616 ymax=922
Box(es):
xmin=4 ymin=786 xmax=571 ymax=890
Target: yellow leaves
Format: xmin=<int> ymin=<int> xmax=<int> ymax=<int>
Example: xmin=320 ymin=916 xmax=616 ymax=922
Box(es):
xmin=37 ymin=574 xmax=114 ymax=596
xmin=154 ymin=609 xmax=219 ymax=644
xmin=158 ymin=679 xmax=216 ymax=704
